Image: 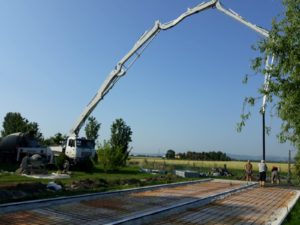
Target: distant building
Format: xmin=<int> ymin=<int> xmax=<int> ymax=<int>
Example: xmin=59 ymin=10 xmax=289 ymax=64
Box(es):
xmin=175 ymin=154 xmax=181 ymax=159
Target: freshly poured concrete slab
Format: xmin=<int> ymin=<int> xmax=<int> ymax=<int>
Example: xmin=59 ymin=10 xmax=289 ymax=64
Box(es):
xmin=0 ymin=180 xmax=248 ymax=224
xmin=0 ymin=180 xmax=297 ymax=225
xmin=143 ymin=186 xmax=300 ymax=225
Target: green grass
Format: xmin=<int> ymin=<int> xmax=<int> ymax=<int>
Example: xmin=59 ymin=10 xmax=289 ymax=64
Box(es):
xmin=0 ymin=165 xmax=163 ymax=186
xmin=0 ymin=172 xmax=42 ymax=184
xmin=0 ymin=163 xmax=193 ymax=204
xmin=0 ymin=166 xmax=152 ymax=185
xmin=63 ymin=166 xmax=153 ymax=181
xmin=283 ymin=199 xmax=300 ymax=225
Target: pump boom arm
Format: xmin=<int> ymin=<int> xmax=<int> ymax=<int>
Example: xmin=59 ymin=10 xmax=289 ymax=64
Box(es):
xmin=70 ymin=0 xmax=269 ymax=136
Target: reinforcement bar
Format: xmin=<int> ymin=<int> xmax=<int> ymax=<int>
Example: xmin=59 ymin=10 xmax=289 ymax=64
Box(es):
xmin=104 ymin=180 xmax=257 ymax=225
xmin=0 ymin=178 xmax=213 ymax=214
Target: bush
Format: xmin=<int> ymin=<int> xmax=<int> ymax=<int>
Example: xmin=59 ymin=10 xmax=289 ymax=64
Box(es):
xmin=98 ymin=178 xmax=108 ymax=187
xmin=97 ymin=141 xmax=124 ymax=172
xmin=294 ymin=151 xmax=300 ymax=182
xmin=72 ymin=157 xmax=95 ymax=172
xmin=55 ymin=153 xmax=68 ymax=170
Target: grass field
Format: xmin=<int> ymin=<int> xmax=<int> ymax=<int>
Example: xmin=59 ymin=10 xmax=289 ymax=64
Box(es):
xmin=130 ymin=156 xmax=292 ymax=173
xmin=0 ymin=166 xmax=154 ymax=185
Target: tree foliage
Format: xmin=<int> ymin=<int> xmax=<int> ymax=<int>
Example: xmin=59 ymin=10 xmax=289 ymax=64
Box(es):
xmin=84 ymin=116 xmax=101 ymax=140
xmin=55 ymin=152 xmax=68 ymax=170
xmin=97 ymin=118 xmax=132 ymax=171
xmin=43 ymin=133 xmax=67 ymax=146
xmin=240 ymin=1 xmax=300 ymax=147
xmin=165 ymin=149 xmax=175 ymax=159
xmin=110 ymin=118 xmax=132 ymax=166
xmin=295 ymin=151 xmax=300 ymax=182
xmin=1 ymin=112 xmax=43 ymax=141
xmin=97 ymin=141 xmax=124 ymax=172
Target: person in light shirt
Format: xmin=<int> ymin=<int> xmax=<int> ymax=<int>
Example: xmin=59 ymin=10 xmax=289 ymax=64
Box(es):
xmin=258 ymin=160 xmax=268 ymax=187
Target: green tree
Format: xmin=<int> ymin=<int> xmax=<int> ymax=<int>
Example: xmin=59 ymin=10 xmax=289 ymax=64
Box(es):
xmin=97 ymin=141 xmax=123 ymax=172
xmin=165 ymin=149 xmax=175 ymax=159
xmin=240 ymin=0 xmax=300 ymax=177
xmin=1 ymin=112 xmax=28 ymax=136
xmin=295 ymin=151 xmax=300 ymax=182
xmin=110 ymin=118 xmax=132 ymax=166
xmin=1 ymin=112 xmax=43 ymax=141
xmin=26 ymin=122 xmax=43 ymax=142
xmin=43 ymin=133 xmax=67 ymax=146
xmin=84 ymin=116 xmax=101 ymax=140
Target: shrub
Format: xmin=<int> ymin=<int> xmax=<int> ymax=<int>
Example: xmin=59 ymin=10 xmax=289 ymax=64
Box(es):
xmin=55 ymin=152 xmax=68 ymax=170
xmin=294 ymin=151 xmax=300 ymax=182
xmin=97 ymin=141 xmax=124 ymax=172
xmin=73 ymin=157 xmax=95 ymax=172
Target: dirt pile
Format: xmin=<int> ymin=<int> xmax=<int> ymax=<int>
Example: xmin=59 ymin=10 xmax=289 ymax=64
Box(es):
xmin=0 ymin=182 xmax=47 ymax=203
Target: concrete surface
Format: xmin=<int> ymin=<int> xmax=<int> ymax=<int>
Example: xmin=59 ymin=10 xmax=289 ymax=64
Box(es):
xmin=0 ymin=180 xmax=298 ymax=225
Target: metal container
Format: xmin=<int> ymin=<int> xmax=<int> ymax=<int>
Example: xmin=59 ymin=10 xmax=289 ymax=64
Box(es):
xmin=0 ymin=133 xmax=36 ymax=162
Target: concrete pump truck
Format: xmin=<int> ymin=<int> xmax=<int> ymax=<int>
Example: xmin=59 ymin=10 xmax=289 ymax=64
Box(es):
xmin=0 ymin=0 xmax=271 ymax=164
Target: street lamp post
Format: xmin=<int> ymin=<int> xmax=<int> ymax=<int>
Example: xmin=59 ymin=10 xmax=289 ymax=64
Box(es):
xmin=261 ymin=55 xmax=274 ymax=161
xmin=262 ymin=112 xmax=266 ymax=160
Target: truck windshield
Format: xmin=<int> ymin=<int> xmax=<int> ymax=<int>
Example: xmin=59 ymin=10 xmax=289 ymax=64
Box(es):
xmin=76 ymin=139 xmax=95 ymax=149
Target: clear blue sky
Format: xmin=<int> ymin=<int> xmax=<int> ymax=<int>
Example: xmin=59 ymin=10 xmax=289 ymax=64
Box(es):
xmin=0 ymin=0 xmax=294 ymax=158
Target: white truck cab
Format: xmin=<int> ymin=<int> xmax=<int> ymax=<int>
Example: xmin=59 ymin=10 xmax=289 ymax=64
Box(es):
xmin=50 ymin=136 xmax=95 ymax=162
xmin=65 ymin=137 xmax=95 ymax=160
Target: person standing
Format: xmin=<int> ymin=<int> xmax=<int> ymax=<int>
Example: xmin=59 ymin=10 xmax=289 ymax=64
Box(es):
xmin=244 ymin=160 xmax=253 ymax=182
xmin=271 ymin=166 xmax=280 ymax=184
xmin=258 ymin=160 xmax=268 ymax=187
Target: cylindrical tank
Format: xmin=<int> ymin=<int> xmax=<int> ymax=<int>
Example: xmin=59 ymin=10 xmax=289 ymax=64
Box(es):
xmin=0 ymin=133 xmax=31 ymax=162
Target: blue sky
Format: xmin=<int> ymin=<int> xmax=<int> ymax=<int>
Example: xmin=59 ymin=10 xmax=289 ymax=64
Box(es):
xmin=0 ymin=0 xmax=294 ymax=158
